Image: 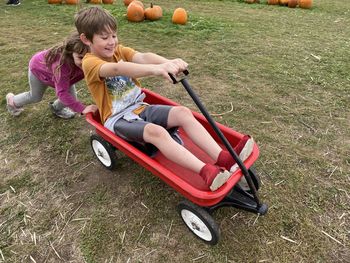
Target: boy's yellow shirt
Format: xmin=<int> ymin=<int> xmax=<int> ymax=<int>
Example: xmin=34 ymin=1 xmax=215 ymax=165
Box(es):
xmin=82 ymin=44 xmax=141 ymax=124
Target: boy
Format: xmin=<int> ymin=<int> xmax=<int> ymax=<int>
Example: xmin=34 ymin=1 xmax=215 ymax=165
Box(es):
xmin=75 ymin=7 xmax=254 ymax=191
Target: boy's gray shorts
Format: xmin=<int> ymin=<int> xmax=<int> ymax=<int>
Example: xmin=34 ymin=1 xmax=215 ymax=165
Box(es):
xmin=113 ymin=105 xmax=172 ymax=143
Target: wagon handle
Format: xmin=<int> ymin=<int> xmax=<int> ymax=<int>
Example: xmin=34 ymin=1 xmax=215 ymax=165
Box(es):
xmin=173 ymin=71 xmax=263 ymax=209
xmin=169 ymin=70 xmax=189 ymax=84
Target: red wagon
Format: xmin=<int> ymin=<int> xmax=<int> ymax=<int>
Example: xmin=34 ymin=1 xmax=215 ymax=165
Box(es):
xmin=86 ymin=75 xmax=267 ymax=245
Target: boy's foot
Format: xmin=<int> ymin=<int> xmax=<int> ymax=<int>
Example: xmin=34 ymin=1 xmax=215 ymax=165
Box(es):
xmin=199 ymin=164 xmax=231 ymax=191
xmin=6 ymin=93 xmax=23 ymax=116
xmin=215 ymin=135 xmax=254 ymax=173
xmin=230 ymin=136 xmax=254 ymax=173
xmin=49 ymin=102 xmax=75 ymax=119
xmin=6 ymin=0 xmax=21 ymax=6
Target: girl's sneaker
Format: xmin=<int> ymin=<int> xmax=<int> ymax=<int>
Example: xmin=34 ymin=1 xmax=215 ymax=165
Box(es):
xmin=199 ymin=164 xmax=231 ymax=191
xmin=49 ymin=102 xmax=75 ymax=119
xmin=6 ymin=93 xmax=23 ymax=116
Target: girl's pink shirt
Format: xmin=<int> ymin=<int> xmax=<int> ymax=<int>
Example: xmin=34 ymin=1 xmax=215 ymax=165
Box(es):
xmin=29 ymin=50 xmax=85 ymax=113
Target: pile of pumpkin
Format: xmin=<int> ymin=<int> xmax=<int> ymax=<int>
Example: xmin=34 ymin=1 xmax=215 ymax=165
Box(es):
xmin=124 ymin=0 xmax=188 ymax=25
xmin=48 ymin=0 xmax=114 ymax=4
xmin=245 ymin=0 xmax=313 ymax=9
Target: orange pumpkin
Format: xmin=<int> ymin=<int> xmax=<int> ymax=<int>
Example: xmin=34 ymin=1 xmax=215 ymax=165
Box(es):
xmin=267 ymin=0 xmax=279 ymax=4
xmin=48 ymin=0 xmax=62 ymax=3
xmin=89 ymin=0 xmax=102 ymax=3
xmin=172 ymin=8 xmax=187 ymax=25
xmin=131 ymin=0 xmax=144 ymax=9
xmin=279 ymin=0 xmax=289 ymax=6
xmin=102 ymin=0 xmax=114 ymax=3
xmin=66 ymin=0 xmax=79 ymax=4
xmin=123 ymin=0 xmax=133 ymax=6
xmin=288 ymin=0 xmax=298 ymax=8
xmin=127 ymin=1 xmax=145 ymax=22
xmin=299 ymin=0 xmax=312 ymax=9
xmin=145 ymin=3 xmax=162 ymax=21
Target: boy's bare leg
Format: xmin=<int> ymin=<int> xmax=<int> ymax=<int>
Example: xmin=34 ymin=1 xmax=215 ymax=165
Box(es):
xmin=167 ymin=106 xmax=222 ymax=162
xmin=143 ymin=123 xmax=205 ymax=173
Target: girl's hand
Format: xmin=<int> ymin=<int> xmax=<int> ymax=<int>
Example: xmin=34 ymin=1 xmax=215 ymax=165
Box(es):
xmin=82 ymin=104 xmax=98 ymax=115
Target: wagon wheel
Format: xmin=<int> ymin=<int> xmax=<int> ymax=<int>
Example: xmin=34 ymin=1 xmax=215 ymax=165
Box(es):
xmin=177 ymin=200 xmax=220 ymax=245
xmin=90 ymin=134 xmax=117 ymax=170
xmin=237 ymin=166 xmax=261 ymax=192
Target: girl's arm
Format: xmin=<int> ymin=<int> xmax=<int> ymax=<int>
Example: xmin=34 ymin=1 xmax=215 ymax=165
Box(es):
xmin=54 ymin=66 xmax=95 ymax=114
xmin=55 ymin=82 xmax=85 ymax=113
xmin=56 ymin=85 xmax=97 ymax=114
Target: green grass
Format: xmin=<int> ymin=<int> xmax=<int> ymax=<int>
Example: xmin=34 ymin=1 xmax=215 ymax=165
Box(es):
xmin=0 ymin=0 xmax=349 ymax=262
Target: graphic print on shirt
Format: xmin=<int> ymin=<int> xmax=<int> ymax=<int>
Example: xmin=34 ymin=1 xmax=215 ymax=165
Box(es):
xmin=105 ymin=75 xmax=142 ymax=115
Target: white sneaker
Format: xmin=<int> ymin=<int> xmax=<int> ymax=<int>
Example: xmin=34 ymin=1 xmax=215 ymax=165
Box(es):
xmin=230 ymin=137 xmax=254 ymax=173
xmin=6 ymin=93 xmax=23 ymax=116
xmin=230 ymin=137 xmax=254 ymax=191
xmin=209 ymin=170 xmax=231 ymax=192
xmin=49 ymin=102 xmax=75 ymax=119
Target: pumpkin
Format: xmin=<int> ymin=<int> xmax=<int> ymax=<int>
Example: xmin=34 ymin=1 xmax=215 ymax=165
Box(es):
xmin=48 ymin=0 xmax=62 ymax=3
xmin=131 ymin=0 xmax=144 ymax=9
xmin=279 ymin=0 xmax=289 ymax=6
xmin=89 ymin=0 xmax=102 ymax=3
xmin=127 ymin=1 xmax=145 ymax=22
xmin=66 ymin=0 xmax=79 ymax=4
xmin=102 ymin=0 xmax=114 ymax=3
xmin=299 ymin=0 xmax=312 ymax=9
xmin=145 ymin=3 xmax=162 ymax=21
xmin=267 ymin=0 xmax=279 ymax=4
xmin=288 ymin=0 xmax=298 ymax=8
xmin=123 ymin=0 xmax=133 ymax=6
xmin=172 ymin=8 xmax=187 ymax=25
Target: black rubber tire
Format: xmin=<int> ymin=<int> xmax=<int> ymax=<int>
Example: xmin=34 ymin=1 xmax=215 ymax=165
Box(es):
xmin=177 ymin=200 xmax=220 ymax=245
xmin=90 ymin=134 xmax=117 ymax=170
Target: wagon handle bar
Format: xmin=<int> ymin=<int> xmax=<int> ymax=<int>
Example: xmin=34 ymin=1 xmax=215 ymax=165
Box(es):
xmin=169 ymin=70 xmax=189 ymax=84
xmin=170 ymin=70 xmax=262 ymax=208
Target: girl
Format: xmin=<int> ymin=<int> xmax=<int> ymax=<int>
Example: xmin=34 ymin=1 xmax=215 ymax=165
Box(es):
xmin=6 ymin=31 xmax=97 ymax=119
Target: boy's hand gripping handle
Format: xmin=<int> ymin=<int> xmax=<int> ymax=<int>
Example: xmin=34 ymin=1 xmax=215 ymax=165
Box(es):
xmin=168 ymin=70 xmax=189 ymax=84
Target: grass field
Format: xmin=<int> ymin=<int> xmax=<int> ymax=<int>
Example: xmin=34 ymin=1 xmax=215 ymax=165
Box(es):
xmin=0 ymin=0 xmax=349 ymax=262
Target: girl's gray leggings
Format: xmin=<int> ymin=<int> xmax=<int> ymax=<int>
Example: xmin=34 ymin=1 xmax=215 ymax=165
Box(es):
xmin=13 ymin=69 xmax=78 ymax=111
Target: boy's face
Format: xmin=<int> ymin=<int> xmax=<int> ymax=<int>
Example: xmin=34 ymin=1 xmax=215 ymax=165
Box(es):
xmin=89 ymin=29 xmax=118 ymax=60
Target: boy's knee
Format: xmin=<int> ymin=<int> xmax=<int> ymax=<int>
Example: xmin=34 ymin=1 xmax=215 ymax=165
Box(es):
xmin=174 ymin=106 xmax=193 ymax=118
xmin=144 ymin=123 xmax=168 ymax=141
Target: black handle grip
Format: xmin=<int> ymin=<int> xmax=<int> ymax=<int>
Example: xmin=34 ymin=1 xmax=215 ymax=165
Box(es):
xmin=169 ymin=70 xmax=189 ymax=84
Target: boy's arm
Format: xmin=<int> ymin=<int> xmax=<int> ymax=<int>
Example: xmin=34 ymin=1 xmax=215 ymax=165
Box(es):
xmin=99 ymin=57 xmax=188 ymax=83
xmin=99 ymin=60 xmax=187 ymax=82
xmin=132 ymin=52 xmax=188 ymax=71
xmin=131 ymin=52 xmax=169 ymax=64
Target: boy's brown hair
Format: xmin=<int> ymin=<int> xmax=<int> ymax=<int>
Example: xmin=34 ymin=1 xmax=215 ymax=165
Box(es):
xmin=75 ymin=6 xmax=117 ymax=41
